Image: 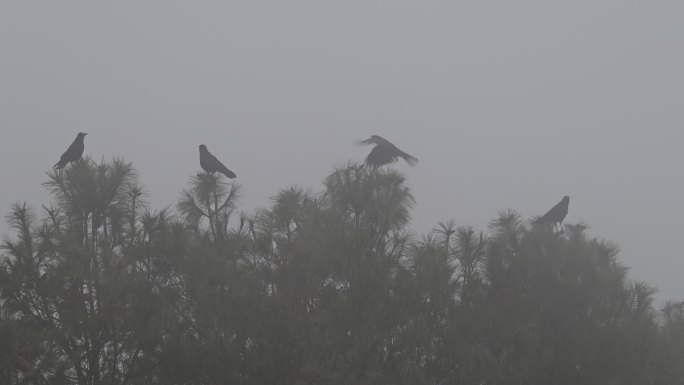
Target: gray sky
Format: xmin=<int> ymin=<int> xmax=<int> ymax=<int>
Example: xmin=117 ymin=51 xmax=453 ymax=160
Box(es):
xmin=1 ymin=2 xmax=682 ymax=302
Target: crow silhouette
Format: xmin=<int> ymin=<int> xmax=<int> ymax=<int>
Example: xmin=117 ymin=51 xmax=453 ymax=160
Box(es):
xmin=54 ymin=132 xmax=87 ymax=169
xmin=199 ymin=144 xmax=236 ymax=179
xmin=357 ymin=135 xmax=418 ymax=168
xmin=534 ymin=195 xmax=570 ymax=231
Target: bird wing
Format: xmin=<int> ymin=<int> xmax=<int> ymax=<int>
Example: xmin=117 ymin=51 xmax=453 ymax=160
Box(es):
xmin=398 ymin=150 xmax=419 ymax=167
xmin=64 ymin=138 xmax=83 ymax=160
xmin=535 ymin=200 xmax=567 ymax=223
xmin=365 ymin=146 xmax=397 ymax=167
xmin=209 ymin=152 xmax=236 ymax=179
xmin=54 ymin=138 xmax=83 ymax=169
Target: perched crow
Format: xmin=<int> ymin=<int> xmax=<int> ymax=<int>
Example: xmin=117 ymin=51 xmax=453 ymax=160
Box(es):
xmin=534 ymin=195 xmax=570 ymax=231
xmin=199 ymin=144 xmax=236 ymax=179
xmin=54 ymin=132 xmax=87 ymax=169
xmin=357 ymin=135 xmax=418 ymax=168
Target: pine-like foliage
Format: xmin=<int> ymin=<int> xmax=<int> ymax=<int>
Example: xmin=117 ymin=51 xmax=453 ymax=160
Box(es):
xmin=1 ymin=159 xmax=682 ymax=385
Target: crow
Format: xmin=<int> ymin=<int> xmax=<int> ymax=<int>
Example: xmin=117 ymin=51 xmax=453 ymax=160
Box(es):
xmin=54 ymin=132 xmax=87 ymax=169
xmin=199 ymin=144 xmax=236 ymax=179
xmin=534 ymin=195 xmax=570 ymax=231
xmin=357 ymin=135 xmax=418 ymax=168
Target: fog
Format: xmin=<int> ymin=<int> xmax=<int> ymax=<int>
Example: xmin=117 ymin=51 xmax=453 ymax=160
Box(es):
xmin=1 ymin=1 xmax=682 ymax=301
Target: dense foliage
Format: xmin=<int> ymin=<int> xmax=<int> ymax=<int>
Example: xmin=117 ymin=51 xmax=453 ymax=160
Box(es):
xmin=1 ymin=158 xmax=682 ymax=384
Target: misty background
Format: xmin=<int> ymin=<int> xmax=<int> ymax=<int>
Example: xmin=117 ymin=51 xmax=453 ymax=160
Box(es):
xmin=0 ymin=1 xmax=682 ymax=301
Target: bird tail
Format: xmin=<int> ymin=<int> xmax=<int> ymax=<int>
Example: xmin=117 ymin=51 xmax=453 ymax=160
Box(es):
xmin=401 ymin=152 xmax=419 ymax=167
xmin=53 ymin=160 xmax=68 ymax=170
xmin=221 ymin=167 xmax=237 ymax=179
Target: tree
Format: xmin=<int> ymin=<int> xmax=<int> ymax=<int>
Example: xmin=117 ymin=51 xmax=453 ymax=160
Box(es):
xmin=1 ymin=158 xmax=681 ymax=385
xmin=0 ymin=158 xmax=180 ymax=384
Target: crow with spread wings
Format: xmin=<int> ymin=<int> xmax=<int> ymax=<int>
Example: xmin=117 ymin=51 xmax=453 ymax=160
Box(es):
xmin=357 ymin=135 xmax=418 ymax=168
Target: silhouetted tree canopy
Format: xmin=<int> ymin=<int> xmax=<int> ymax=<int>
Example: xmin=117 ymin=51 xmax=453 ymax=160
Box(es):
xmin=1 ymin=158 xmax=682 ymax=385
